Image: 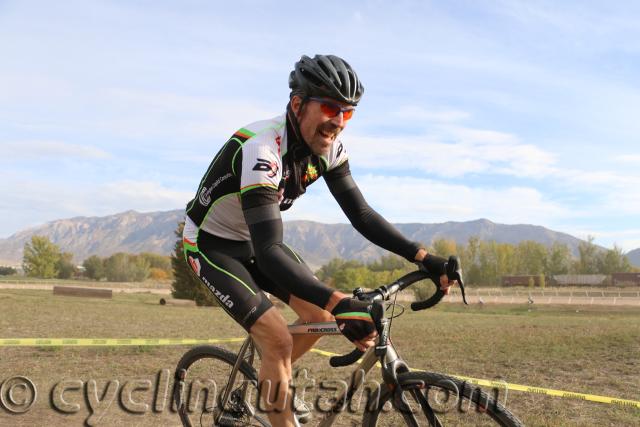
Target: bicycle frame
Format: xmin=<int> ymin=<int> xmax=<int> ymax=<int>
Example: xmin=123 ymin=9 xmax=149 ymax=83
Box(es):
xmin=179 ymin=266 xmax=516 ymax=427
xmin=216 ymin=321 xmax=409 ymax=426
xmin=215 ymin=270 xmax=437 ymax=425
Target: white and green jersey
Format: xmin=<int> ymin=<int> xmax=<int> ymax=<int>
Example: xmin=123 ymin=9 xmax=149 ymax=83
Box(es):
xmin=185 ymin=113 xmax=348 ymax=241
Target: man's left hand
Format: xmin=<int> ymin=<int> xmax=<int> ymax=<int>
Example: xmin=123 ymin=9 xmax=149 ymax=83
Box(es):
xmin=415 ymin=249 xmax=457 ymax=294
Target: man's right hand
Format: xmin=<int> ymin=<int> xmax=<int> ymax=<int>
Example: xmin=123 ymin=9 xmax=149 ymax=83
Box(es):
xmin=331 ymin=297 xmax=378 ymax=351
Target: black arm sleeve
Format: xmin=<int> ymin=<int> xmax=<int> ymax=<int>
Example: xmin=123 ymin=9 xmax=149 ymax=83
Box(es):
xmin=241 ymin=187 xmax=335 ymax=309
xmin=324 ymin=161 xmax=422 ymax=262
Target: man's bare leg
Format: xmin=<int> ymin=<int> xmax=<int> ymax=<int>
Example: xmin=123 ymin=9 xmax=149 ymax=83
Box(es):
xmin=288 ymin=294 xmax=336 ymax=363
xmin=250 ymin=307 xmax=296 ymax=427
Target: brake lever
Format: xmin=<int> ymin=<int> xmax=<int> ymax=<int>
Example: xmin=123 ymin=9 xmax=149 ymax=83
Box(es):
xmin=411 ymin=255 xmax=467 ymax=311
xmin=446 ymin=256 xmax=468 ymax=305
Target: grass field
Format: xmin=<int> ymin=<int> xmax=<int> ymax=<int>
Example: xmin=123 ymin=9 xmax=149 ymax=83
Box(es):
xmin=0 ymin=289 xmax=638 ymax=426
xmin=0 ymin=276 xmax=172 ymax=289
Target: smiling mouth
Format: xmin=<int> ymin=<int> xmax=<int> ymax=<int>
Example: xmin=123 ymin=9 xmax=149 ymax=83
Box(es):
xmin=319 ymin=129 xmax=339 ymax=141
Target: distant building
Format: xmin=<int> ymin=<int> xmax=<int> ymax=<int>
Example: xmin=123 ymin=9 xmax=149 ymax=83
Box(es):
xmin=612 ymin=272 xmax=640 ymax=286
xmin=502 ymin=275 xmax=546 ymax=287
xmin=501 ymin=273 xmax=640 ymax=287
xmin=552 ymin=275 xmax=608 ymax=286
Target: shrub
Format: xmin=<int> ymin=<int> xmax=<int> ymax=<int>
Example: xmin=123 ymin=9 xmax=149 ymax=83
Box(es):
xmin=0 ymin=266 xmax=17 ymax=276
xmin=149 ymin=267 xmax=169 ymax=280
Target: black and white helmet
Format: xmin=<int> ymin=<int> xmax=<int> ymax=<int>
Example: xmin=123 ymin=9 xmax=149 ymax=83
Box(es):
xmin=289 ymin=54 xmax=364 ymax=106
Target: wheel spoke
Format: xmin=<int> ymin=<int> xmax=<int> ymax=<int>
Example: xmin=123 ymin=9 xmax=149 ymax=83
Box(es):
xmin=174 ymin=345 xmax=267 ymax=427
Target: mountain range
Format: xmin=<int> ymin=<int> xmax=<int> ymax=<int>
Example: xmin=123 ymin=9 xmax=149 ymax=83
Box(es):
xmin=627 ymin=248 xmax=640 ymax=267
xmin=0 ymin=210 xmax=637 ymax=269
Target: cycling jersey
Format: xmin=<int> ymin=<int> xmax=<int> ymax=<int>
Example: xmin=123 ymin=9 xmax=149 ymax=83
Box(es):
xmin=185 ymin=113 xmax=347 ymax=240
xmin=183 ymin=110 xmax=421 ymax=330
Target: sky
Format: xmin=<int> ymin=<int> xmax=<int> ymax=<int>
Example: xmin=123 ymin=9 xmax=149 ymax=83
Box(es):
xmin=1 ymin=0 xmax=639 ymax=251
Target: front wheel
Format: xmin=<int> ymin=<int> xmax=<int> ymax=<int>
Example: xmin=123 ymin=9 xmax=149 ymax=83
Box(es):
xmin=362 ymin=371 xmax=523 ymax=427
xmin=173 ymin=345 xmax=270 ymax=427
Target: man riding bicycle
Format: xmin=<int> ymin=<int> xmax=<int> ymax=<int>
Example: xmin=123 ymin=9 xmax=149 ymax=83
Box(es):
xmin=183 ymin=54 xmax=455 ymax=426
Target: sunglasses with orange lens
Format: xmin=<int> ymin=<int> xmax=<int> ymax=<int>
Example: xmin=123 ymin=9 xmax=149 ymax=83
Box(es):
xmin=309 ymin=97 xmax=355 ymax=121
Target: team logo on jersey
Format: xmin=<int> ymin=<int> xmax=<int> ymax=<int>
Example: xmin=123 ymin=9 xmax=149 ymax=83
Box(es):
xmin=280 ymin=198 xmax=295 ymax=211
xmin=198 ymin=173 xmax=232 ymax=206
xmin=199 ymin=186 xmax=213 ymax=206
xmin=188 ymin=256 xmax=201 ymax=276
xmin=253 ymin=158 xmax=279 ymax=178
xmin=303 ymin=164 xmax=318 ymax=184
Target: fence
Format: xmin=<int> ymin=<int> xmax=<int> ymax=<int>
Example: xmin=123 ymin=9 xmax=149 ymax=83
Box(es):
xmin=446 ymin=288 xmax=640 ymax=306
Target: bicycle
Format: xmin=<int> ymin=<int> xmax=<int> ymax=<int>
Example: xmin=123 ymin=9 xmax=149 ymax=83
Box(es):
xmin=173 ymin=256 xmax=524 ymax=426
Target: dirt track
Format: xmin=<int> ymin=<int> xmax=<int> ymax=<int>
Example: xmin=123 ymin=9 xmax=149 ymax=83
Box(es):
xmin=393 ymin=289 xmax=640 ymax=307
xmin=2 ymin=284 xmax=639 ymax=306
xmin=0 ymin=283 xmax=171 ymax=294
xmin=442 ymin=294 xmax=640 ymax=307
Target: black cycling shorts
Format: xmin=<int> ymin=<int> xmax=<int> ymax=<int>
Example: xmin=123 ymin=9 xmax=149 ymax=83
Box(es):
xmin=183 ymin=229 xmax=311 ymax=331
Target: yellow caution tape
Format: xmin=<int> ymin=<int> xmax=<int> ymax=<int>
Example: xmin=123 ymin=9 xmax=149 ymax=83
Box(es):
xmin=1 ymin=339 xmax=638 ymax=409
xmin=0 ymin=337 xmax=246 ymax=347
xmin=309 ymin=349 xmax=640 ymax=409
xmin=308 ymin=348 xmax=340 ymax=358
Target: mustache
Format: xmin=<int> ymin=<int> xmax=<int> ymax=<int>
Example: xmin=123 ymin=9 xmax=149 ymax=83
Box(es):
xmin=318 ymin=123 xmax=342 ymax=136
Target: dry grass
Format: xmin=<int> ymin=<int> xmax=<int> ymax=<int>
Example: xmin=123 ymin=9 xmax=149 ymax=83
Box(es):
xmin=0 ymin=290 xmax=638 ymax=426
xmin=0 ymin=277 xmax=171 ymax=289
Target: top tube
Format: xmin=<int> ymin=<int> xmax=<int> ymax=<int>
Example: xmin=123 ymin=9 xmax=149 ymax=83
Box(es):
xmin=288 ymin=322 xmax=341 ymax=335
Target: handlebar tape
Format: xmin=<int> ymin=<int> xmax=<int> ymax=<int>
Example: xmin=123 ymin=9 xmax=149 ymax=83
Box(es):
xmin=410 ymin=288 xmax=445 ymax=311
xmin=329 ymin=348 xmax=366 ymax=367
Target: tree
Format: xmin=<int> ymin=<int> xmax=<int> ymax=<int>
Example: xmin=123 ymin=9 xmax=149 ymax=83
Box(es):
xmin=598 ymin=245 xmax=632 ymax=274
xmin=368 ymin=254 xmax=408 ymax=272
xmin=0 ymin=266 xmax=17 ymax=276
xmin=514 ymin=241 xmax=547 ymax=275
xmin=315 ymin=258 xmax=365 ymax=286
xmin=472 ymin=241 xmax=515 ymax=286
xmin=575 ymin=236 xmax=599 ymax=274
xmin=140 ymin=252 xmax=173 ymax=278
xmin=140 ymin=252 xmax=171 ymax=269
xmin=23 ymin=235 xmax=61 ymax=278
xmin=104 ymin=253 xmax=150 ymax=282
xmin=546 ymin=243 xmax=572 ymax=275
xmin=431 ymin=239 xmax=458 ymax=257
xmin=149 ymin=268 xmax=170 ymax=280
xmin=129 ymin=255 xmax=151 ymax=282
xmin=83 ymin=255 xmax=105 ymax=280
xmin=104 ymin=253 xmax=129 ymax=282
xmin=170 ymin=222 xmax=217 ymax=306
xmin=333 ymin=266 xmax=372 ymax=291
xmin=56 ymin=252 xmax=77 ymax=279
xmin=460 ymin=237 xmax=483 ymax=286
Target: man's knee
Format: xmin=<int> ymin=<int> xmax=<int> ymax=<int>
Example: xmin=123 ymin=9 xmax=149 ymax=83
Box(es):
xmin=290 ymin=295 xmax=334 ymax=323
xmin=301 ymin=309 xmax=333 ymax=323
xmin=251 ymin=308 xmax=293 ymax=359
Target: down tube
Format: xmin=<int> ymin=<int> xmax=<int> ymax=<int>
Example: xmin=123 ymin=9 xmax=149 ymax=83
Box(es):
xmin=317 ymin=348 xmax=379 ymax=427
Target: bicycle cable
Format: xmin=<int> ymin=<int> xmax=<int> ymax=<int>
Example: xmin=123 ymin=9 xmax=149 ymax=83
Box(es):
xmin=386 ymin=290 xmax=401 ymax=337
